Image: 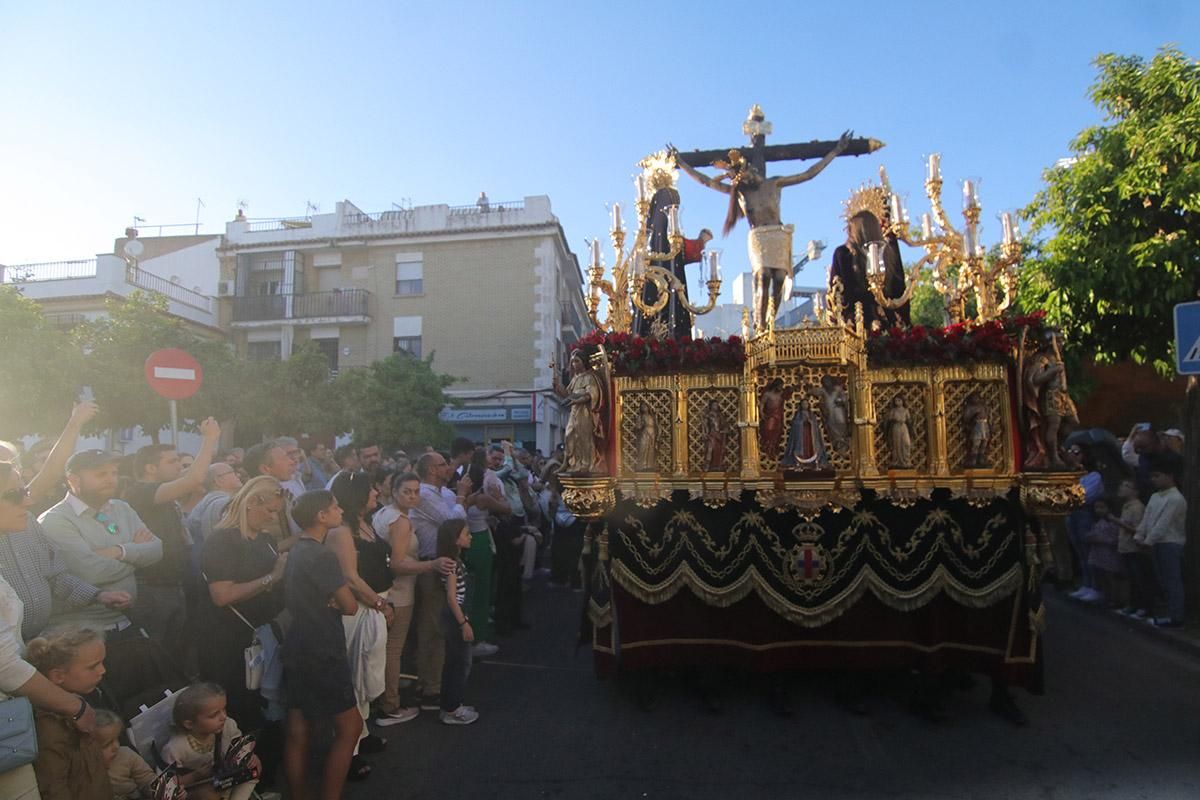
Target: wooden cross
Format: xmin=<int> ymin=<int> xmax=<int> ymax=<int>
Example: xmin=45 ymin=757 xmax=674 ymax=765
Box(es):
xmin=675 ymin=104 xmax=884 ymax=176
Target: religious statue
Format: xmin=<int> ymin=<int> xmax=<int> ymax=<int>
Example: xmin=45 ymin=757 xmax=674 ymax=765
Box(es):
xmin=633 ymin=154 xmax=693 ymax=340
xmin=883 ymin=396 xmax=914 ymax=469
xmin=781 ymin=396 xmax=829 ymax=469
xmin=672 ymin=130 xmax=851 ymax=331
xmin=819 ymin=375 xmax=850 ymax=451
xmin=962 ymin=393 xmax=991 ymax=468
xmin=633 ymin=402 xmax=658 ymax=472
xmin=759 ymin=378 xmax=793 ymax=460
xmin=702 ymin=400 xmax=727 ymax=471
xmin=552 ymin=350 xmax=608 ymax=475
xmin=1021 ymin=331 xmax=1078 ymax=470
xmin=829 ymin=209 xmax=910 ymax=329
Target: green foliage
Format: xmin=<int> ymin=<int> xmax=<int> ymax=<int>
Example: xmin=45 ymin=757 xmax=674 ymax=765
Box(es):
xmin=908 ymin=267 xmax=946 ymax=328
xmin=1021 ymin=47 xmax=1200 ymax=375
xmin=0 ymin=286 xmax=84 ymax=438
xmin=226 ymin=343 xmax=345 ymax=444
xmin=334 ymin=353 xmax=459 ymax=451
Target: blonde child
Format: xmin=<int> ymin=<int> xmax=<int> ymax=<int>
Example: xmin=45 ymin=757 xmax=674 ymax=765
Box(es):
xmin=1109 ymin=479 xmax=1151 ymax=617
xmin=93 ymin=709 xmax=156 ymax=799
xmin=26 ymin=627 xmax=111 ymax=800
xmin=160 ymin=683 xmax=261 ymax=800
xmin=437 ymin=518 xmax=478 ymax=725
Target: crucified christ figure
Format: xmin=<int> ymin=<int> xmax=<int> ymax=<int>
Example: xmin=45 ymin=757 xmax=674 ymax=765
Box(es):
xmin=670 ymin=130 xmax=851 ymax=332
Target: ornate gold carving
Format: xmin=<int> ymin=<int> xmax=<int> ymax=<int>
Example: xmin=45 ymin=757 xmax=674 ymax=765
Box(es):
xmin=558 ymin=476 xmax=617 ymax=520
xmin=871 ymin=381 xmax=930 ymax=472
xmin=687 ymin=387 xmax=741 ymax=473
xmin=618 ymin=389 xmax=673 ymax=476
xmin=1019 ymin=474 xmax=1086 ymax=516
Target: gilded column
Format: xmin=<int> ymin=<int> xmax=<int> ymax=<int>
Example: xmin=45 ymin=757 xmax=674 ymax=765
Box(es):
xmin=740 ymin=353 xmax=761 ymax=480
xmin=672 ymin=374 xmax=687 ymax=476
xmin=930 ymin=368 xmax=950 ymax=476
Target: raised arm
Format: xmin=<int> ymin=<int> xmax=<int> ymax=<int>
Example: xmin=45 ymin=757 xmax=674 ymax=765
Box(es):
xmin=27 ymin=401 xmax=98 ymax=502
xmin=775 ymin=130 xmax=852 ymax=189
xmin=672 ymin=149 xmax=733 ymax=195
xmin=152 ymin=417 xmax=221 ymax=504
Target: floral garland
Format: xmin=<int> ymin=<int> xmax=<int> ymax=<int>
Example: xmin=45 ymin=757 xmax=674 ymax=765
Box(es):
xmin=865 ymin=311 xmax=1047 ymax=366
xmin=571 ymin=330 xmax=747 ymax=377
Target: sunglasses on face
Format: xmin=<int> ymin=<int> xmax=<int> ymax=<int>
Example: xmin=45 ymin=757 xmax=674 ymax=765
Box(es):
xmin=0 ymin=486 xmax=30 ymax=505
xmin=94 ymin=511 xmax=120 ymax=536
xmin=250 ymin=490 xmax=285 ymax=505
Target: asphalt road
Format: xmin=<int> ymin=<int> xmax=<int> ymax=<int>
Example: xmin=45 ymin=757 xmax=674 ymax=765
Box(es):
xmin=342 ymin=580 xmax=1200 ymax=800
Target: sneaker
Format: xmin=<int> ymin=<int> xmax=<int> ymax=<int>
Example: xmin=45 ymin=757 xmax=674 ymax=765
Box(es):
xmin=1079 ymin=588 xmax=1102 ymax=602
xmin=375 ymin=706 xmax=420 ymax=726
xmin=440 ymin=706 xmax=480 ymax=725
xmin=1068 ymin=587 xmax=1090 ymax=599
xmin=419 ymin=695 xmax=441 ymax=711
xmin=1133 ymin=609 xmax=1149 ymax=618
xmin=1116 ymin=606 xmax=1136 ymax=616
xmin=1152 ymin=618 xmax=1184 ymax=628
xmin=471 ymin=642 xmax=499 ymax=659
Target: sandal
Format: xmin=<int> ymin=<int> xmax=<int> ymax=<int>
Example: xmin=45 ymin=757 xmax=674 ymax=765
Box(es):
xmin=359 ymin=733 xmax=387 ymax=754
xmin=347 ymin=754 xmax=372 ymax=781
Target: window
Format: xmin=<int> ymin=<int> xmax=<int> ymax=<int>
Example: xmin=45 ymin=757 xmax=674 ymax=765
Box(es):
xmin=395 ymin=254 xmax=423 ymax=295
xmin=313 ymin=338 xmax=339 ymax=373
xmin=246 ymin=341 xmax=282 ymax=361
xmin=393 ymin=336 xmax=422 ymax=358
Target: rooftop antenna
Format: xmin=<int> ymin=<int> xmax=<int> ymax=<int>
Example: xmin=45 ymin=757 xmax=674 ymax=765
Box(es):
xmin=305 ymin=200 xmax=320 ymax=217
xmin=195 ymin=197 xmax=205 ymax=234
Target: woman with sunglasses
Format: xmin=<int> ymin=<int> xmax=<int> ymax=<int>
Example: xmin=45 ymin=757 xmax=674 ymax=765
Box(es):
xmin=0 ymin=461 xmax=100 ymax=799
xmin=198 ymin=477 xmax=289 ymax=735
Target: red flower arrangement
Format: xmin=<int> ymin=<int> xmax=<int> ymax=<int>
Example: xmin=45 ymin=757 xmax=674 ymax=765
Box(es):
xmin=866 ymin=311 xmax=1047 ymax=366
xmin=571 ymin=330 xmax=747 ymax=377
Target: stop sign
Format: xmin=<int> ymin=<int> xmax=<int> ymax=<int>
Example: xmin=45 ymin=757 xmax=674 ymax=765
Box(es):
xmin=144 ymin=349 xmax=204 ymax=400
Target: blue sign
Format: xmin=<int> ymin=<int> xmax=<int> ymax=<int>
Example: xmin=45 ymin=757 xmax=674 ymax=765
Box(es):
xmin=1174 ymin=301 xmax=1200 ymax=375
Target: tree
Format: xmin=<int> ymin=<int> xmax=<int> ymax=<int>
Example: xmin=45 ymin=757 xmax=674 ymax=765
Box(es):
xmin=1021 ymin=47 xmax=1200 ymax=616
xmin=0 ymin=286 xmax=84 ymax=439
xmin=336 ymin=352 xmax=459 ymax=451
xmin=226 ymin=343 xmax=346 ymax=445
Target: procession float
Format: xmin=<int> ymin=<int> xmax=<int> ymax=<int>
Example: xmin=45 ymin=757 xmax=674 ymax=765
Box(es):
xmin=556 ymin=107 xmax=1083 ymax=692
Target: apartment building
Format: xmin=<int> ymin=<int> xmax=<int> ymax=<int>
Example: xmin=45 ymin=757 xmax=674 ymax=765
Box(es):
xmin=217 ymin=196 xmax=588 ymax=452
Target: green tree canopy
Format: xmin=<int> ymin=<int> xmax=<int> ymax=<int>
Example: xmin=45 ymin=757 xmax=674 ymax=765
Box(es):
xmin=0 ymin=286 xmax=83 ymax=439
xmin=335 ymin=352 xmax=459 ymax=452
xmin=1021 ymin=47 xmax=1200 ymax=374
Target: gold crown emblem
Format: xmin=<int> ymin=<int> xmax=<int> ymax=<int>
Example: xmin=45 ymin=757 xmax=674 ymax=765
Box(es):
xmin=639 ymin=150 xmax=678 ymax=192
xmin=843 ymin=182 xmax=890 ymax=224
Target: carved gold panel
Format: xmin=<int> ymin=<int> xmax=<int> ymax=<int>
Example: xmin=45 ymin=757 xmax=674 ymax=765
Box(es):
xmin=617 ymin=389 xmax=673 ymax=477
xmin=752 ymin=365 xmax=854 ymax=473
xmin=871 ymin=381 xmax=930 ymax=472
xmin=686 ymin=387 xmax=741 ymax=473
xmin=944 ymin=380 xmax=1009 ymax=473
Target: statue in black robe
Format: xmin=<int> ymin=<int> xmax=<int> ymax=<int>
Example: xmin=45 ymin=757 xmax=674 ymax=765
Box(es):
xmin=633 ymin=186 xmax=693 ymax=339
xmin=828 ymin=210 xmax=910 ymax=330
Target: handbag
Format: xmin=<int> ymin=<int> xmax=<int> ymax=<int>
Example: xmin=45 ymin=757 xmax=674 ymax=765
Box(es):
xmin=201 ymin=571 xmax=265 ymax=691
xmin=0 ymin=696 xmax=37 ymax=772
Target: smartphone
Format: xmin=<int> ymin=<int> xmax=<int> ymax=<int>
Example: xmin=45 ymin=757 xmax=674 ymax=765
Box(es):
xmin=1135 ymin=422 xmax=1151 ymax=432
xmin=78 ymin=385 xmax=95 ymax=403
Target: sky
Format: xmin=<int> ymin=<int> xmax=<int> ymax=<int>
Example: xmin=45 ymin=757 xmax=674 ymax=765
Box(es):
xmin=1 ymin=1 xmax=1197 ymax=302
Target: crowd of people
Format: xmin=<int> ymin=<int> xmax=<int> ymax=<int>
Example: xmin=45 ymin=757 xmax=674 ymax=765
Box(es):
xmin=0 ymin=402 xmax=585 ymax=800
xmin=1052 ymin=425 xmax=1189 ymax=628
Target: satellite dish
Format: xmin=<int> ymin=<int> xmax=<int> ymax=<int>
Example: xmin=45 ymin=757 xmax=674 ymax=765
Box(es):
xmin=123 ymin=239 xmax=145 ymax=259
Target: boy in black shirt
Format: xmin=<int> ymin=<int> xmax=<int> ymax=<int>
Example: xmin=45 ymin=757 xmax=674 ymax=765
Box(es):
xmin=284 ymin=490 xmax=361 ymax=800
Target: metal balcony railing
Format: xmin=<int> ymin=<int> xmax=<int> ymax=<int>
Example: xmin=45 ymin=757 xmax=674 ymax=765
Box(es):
xmin=447 ymin=199 xmax=524 ymax=216
xmin=1 ymin=259 xmax=98 ymax=283
xmin=231 ymin=289 xmax=371 ymax=322
xmin=125 ymin=266 xmax=212 ymax=311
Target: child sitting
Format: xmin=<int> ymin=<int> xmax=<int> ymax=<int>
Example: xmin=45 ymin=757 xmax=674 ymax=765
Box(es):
xmin=92 ymin=709 xmax=155 ymax=799
xmin=160 ymin=683 xmax=261 ymax=800
xmin=1083 ymin=497 xmax=1123 ymax=606
xmin=26 ymin=627 xmax=112 ymax=800
xmin=437 ymin=518 xmax=479 ymax=725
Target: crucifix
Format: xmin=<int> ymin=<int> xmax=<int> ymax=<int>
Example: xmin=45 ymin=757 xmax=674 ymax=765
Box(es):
xmin=671 ymin=105 xmax=884 ymax=332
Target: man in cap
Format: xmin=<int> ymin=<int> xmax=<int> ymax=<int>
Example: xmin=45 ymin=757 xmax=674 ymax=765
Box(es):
xmin=37 ymin=450 xmax=163 ymax=636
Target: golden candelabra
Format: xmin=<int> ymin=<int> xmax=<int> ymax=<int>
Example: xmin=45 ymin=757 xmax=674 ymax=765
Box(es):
xmin=584 ymin=151 xmax=722 ymax=334
xmin=843 ymin=159 xmax=1023 ymax=326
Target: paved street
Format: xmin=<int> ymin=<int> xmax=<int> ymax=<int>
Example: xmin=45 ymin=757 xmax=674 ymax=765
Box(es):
xmin=345 ymin=581 xmax=1200 ymax=800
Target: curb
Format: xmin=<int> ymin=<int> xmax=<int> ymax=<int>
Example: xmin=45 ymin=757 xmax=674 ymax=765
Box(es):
xmin=1045 ymin=588 xmax=1200 ymax=660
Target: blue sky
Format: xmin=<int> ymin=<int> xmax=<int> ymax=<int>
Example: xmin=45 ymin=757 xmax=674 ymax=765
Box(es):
xmin=1 ymin=1 xmax=1196 ymax=300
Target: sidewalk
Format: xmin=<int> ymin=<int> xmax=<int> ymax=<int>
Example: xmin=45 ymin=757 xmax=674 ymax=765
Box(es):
xmin=1045 ymin=583 xmax=1200 ymax=659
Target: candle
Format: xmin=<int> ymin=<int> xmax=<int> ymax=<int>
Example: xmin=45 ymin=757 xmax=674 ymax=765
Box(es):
xmin=867 ymin=241 xmax=884 ymax=275
xmin=1012 ymin=216 xmax=1022 ymax=241
xmin=707 ymin=250 xmax=720 ymax=282
xmin=921 ymin=213 xmax=933 ymax=240
xmin=1001 ymin=212 xmax=1014 ymax=246
xmin=611 ymin=203 xmax=623 ymax=233
xmin=927 ymin=153 xmax=941 ymax=182
xmin=879 ymin=166 xmax=891 ymax=190
xmin=962 ymin=180 xmax=975 ymax=211
xmin=635 ymin=174 xmax=646 ymax=204
xmin=963 ymin=225 xmax=978 ymax=259
xmin=633 ymin=250 xmax=645 ymax=278
xmin=889 ymin=193 xmax=903 ymax=224
xmin=591 ymin=238 xmax=600 ymax=267
xmin=668 ymin=206 xmax=680 ymax=238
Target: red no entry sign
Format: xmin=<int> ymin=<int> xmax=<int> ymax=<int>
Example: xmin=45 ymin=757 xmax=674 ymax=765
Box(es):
xmin=144 ymin=348 xmax=203 ymax=400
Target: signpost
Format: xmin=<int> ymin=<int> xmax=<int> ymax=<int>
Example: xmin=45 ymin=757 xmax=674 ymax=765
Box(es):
xmin=144 ymin=349 xmax=203 ymax=446
xmin=1173 ymin=302 xmax=1200 ymax=376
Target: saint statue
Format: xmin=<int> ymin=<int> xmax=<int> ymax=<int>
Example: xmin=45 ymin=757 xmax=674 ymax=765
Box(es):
xmin=672 ymin=131 xmax=851 ymax=331
xmin=702 ymin=400 xmax=726 ymax=471
xmin=819 ymin=375 xmax=850 ymax=451
xmin=633 ymin=403 xmax=658 ymax=472
xmin=1021 ymin=333 xmax=1078 ymax=470
xmin=781 ymin=396 xmax=829 ymax=469
xmin=552 ymin=350 xmax=608 ymax=475
xmin=883 ymin=396 xmax=914 ymax=469
xmin=962 ymin=393 xmax=991 ymax=468
xmin=633 ymin=153 xmax=694 ymax=340
xmin=828 ymin=210 xmax=909 ymax=330
xmin=759 ymin=378 xmax=793 ymax=461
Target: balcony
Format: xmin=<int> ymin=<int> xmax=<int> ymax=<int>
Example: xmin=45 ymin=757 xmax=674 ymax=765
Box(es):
xmin=230 ymin=289 xmax=371 ymax=324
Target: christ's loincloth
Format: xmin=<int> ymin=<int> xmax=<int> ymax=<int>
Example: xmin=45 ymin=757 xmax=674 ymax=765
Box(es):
xmin=747 ymin=224 xmax=795 ymax=275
